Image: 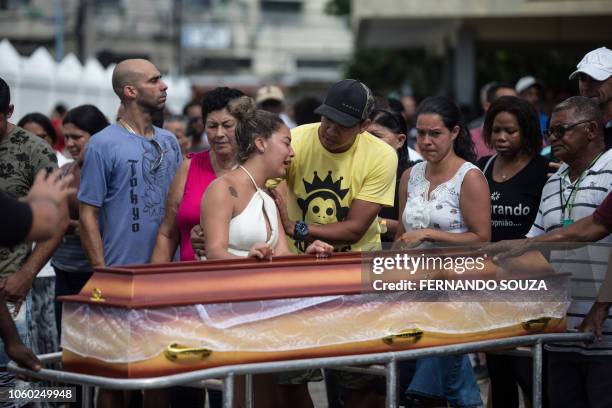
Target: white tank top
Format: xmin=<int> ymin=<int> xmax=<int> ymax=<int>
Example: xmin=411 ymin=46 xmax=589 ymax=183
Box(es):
xmin=402 ymin=161 xmax=480 ymax=234
xmin=227 ymin=166 xmax=279 ymax=257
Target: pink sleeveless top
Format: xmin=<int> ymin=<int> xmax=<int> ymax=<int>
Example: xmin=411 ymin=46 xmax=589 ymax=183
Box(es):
xmin=176 ymin=151 xmax=217 ymax=261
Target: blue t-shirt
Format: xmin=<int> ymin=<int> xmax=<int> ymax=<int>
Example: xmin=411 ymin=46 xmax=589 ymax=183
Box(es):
xmin=78 ymin=124 xmax=182 ymax=266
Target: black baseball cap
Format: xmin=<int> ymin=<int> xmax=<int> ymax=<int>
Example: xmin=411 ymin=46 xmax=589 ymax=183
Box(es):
xmin=315 ymin=79 xmax=371 ymax=128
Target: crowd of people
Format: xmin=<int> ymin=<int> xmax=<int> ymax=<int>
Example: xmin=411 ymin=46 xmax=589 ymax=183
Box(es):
xmin=0 ymin=45 xmax=610 ymax=408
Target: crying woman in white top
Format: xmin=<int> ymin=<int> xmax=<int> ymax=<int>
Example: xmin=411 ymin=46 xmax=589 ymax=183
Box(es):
xmin=200 ymin=96 xmax=333 ymax=261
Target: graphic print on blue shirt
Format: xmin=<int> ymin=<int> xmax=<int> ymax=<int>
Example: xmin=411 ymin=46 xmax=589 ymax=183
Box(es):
xmin=129 ymin=158 xmax=140 ymax=232
xmin=142 ymin=138 xmax=172 ymax=218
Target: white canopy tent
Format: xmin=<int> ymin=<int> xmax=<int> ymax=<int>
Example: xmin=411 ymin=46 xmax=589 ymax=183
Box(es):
xmin=0 ymin=39 xmax=192 ymax=125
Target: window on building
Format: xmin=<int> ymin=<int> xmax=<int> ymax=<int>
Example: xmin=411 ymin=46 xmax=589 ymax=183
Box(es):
xmin=0 ymin=0 xmax=31 ymax=10
xmin=260 ymin=0 xmax=302 ymax=13
xmin=97 ymin=50 xmax=149 ymax=68
xmin=296 ymin=59 xmax=342 ymax=70
xmin=185 ymin=56 xmax=252 ymax=74
xmin=94 ymin=0 xmax=120 ymax=6
xmin=184 ymin=0 xmax=212 ymax=10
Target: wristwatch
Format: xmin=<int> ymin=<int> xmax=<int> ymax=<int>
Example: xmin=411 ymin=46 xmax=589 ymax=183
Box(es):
xmin=293 ymin=220 xmax=309 ymax=241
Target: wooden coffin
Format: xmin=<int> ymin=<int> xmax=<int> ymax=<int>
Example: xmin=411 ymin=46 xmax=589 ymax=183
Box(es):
xmin=60 ymin=249 xmax=568 ymax=378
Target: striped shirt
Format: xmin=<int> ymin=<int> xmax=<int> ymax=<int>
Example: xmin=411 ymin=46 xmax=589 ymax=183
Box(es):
xmin=527 ymin=148 xmax=612 ymax=354
xmin=51 ymin=162 xmax=91 ymax=274
xmin=51 ymin=233 xmax=91 ymax=273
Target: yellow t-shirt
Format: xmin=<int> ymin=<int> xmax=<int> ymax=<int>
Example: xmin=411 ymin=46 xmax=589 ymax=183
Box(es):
xmin=286 ymin=123 xmax=397 ymax=253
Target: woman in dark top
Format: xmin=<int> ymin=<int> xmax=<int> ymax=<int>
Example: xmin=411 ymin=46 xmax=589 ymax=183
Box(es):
xmin=367 ymin=108 xmax=417 ymax=243
xmin=476 ymin=96 xmax=550 ymax=408
xmin=477 ymin=96 xmax=550 ymax=242
xmin=52 ymin=105 xmax=109 ymax=336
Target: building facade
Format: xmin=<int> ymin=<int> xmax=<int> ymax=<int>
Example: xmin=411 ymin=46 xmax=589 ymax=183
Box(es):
xmin=0 ymin=0 xmax=352 ymax=88
xmin=352 ymin=0 xmax=612 ymax=106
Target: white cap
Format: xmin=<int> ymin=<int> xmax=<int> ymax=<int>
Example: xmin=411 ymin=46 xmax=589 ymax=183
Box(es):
xmin=255 ymin=85 xmax=285 ymax=104
xmin=569 ymin=47 xmax=612 ymax=81
xmin=515 ymin=76 xmax=543 ymax=94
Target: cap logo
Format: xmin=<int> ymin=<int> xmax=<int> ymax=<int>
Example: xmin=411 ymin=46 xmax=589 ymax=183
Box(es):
xmin=341 ymin=103 xmax=360 ymax=114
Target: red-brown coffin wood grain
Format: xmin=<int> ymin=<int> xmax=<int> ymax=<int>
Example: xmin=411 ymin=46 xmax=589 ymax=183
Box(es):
xmin=60 ymin=249 xmax=565 ymax=378
xmin=59 ymin=249 xmax=554 ymax=308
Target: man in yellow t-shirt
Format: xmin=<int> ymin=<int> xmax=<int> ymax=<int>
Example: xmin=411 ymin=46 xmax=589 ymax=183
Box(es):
xmin=275 ymin=79 xmax=397 ymax=253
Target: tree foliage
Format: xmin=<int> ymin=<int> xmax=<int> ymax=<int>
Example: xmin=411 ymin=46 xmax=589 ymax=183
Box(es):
xmin=475 ymin=44 xmax=589 ymax=97
xmin=324 ymin=1 xmax=443 ymax=98
xmin=324 ymin=0 xmax=351 ymax=17
xmin=343 ymin=49 xmax=443 ymax=98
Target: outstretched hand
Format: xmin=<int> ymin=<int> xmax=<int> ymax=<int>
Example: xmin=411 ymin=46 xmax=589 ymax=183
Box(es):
xmin=547 ymin=161 xmax=561 ymax=178
xmin=0 ymin=273 xmax=34 ymax=315
xmin=269 ymin=188 xmax=293 ymax=235
xmin=578 ymin=302 xmax=611 ymax=343
xmin=27 ymin=168 xmax=75 ymax=207
xmin=248 ymin=242 xmax=274 ymax=261
xmin=5 ymin=341 xmax=41 ymax=372
xmin=190 ymin=225 xmax=206 ymax=260
xmin=305 ymin=240 xmax=334 ymax=258
xmin=395 ymin=230 xmax=428 ymax=248
xmin=480 ymin=239 xmax=533 ymax=264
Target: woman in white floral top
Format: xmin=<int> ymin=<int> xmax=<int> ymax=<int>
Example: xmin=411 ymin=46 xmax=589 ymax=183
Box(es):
xmin=394 ymin=96 xmax=490 ymax=408
xmin=395 ymin=96 xmax=490 ymax=247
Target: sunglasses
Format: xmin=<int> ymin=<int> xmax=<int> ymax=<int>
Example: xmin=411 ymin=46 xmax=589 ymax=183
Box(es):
xmin=150 ymin=139 xmax=164 ymax=172
xmin=371 ymin=109 xmax=405 ymax=131
xmin=544 ymin=120 xmax=592 ymax=139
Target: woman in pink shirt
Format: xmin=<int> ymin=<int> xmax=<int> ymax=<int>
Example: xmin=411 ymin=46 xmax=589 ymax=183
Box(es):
xmin=151 ymin=87 xmax=244 ymax=262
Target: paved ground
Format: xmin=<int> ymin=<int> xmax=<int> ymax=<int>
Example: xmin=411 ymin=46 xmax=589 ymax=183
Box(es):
xmin=308 ymin=376 xmax=494 ymax=408
xmin=204 ymin=375 xmax=531 ymax=407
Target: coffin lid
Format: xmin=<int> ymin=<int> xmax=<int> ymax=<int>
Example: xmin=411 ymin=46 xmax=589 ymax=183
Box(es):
xmin=61 ymin=252 xmax=364 ymax=309
xmin=60 ymin=247 xmax=559 ymax=309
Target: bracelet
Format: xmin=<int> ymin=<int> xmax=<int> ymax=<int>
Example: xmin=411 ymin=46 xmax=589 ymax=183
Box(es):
xmin=378 ymin=218 xmax=388 ymax=234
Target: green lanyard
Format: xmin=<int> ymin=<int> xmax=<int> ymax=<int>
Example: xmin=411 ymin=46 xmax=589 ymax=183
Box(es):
xmin=559 ymin=152 xmax=603 ymax=227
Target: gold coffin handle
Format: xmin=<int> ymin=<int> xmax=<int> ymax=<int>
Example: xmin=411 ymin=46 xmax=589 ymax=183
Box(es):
xmin=521 ymin=317 xmax=551 ymax=332
xmin=90 ymin=288 xmax=105 ymax=302
xmin=164 ymin=343 xmax=212 ymax=362
xmin=383 ymin=328 xmax=424 ymax=345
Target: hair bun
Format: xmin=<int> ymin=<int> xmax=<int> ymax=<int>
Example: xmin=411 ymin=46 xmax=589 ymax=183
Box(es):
xmin=227 ymin=96 xmax=256 ymax=121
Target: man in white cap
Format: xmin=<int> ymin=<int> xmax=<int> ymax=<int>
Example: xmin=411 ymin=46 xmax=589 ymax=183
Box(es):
xmin=570 ymin=46 xmax=612 ymax=149
xmin=255 ymin=85 xmax=296 ymax=128
xmin=516 ymin=75 xmax=548 ymax=136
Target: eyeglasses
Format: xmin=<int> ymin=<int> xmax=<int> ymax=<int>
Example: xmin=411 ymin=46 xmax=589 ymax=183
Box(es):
xmin=544 ymin=120 xmax=592 ymax=139
xmin=150 ymin=139 xmax=164 ymax=172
